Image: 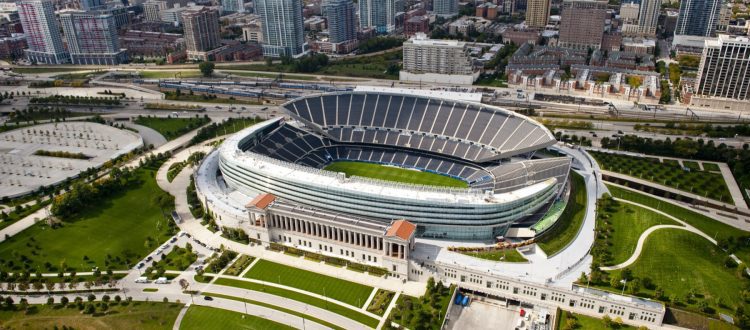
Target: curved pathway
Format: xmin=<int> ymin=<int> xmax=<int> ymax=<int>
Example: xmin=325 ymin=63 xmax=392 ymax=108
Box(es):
xmin=600 ymin=198 xmax=717 ymax=271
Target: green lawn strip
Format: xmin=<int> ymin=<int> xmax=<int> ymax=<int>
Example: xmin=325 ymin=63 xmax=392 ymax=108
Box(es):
xmin=179 ymin=305 xmax=294 ymax=330
xmin=463 ymin=249 xmax=528 ymax=262
xmin=366 ymin=289 xmax=395 ymax=316
xmin=194 ymin=275 xmax=213 ymax=283
xmin=0 ymin=169 xmax=174 ymax=273
xmin=244 ymin=259 xmax=373 ymax=307
xmin=13 ymin=67 xmax=91 ymax=74
xmin=218 ymin=70 xmax=316 ymax=80
xmin=202 ymin=292 xmax=345 ymax=330
xmin=223 ymin=255 xmax=255 ymax=276
xmin=143 ymin=288 xmax=158 ymax=292
xmin=537 ymin=172 xmax=587 ymax=255
xmin=139 ymin=70 xmax=202 ymax=79
xmin=163 ymin=91 xmax=262 ymax=105
xmin=213 ymin=278 xmax=379 ymax=328
xmin=603 ymin=229 xmax=747 ymax=316
xmin=0 ymin=302 xmax=182 ymax=330
xmin=134 ymin=116 xmax=210 ymax=141
xmin=702 ymin=162 xmax=721 ymax=172
xmin=591 ymin=151 xmax=733 ymax=203
xmin=606 ymin=184 xmax=750 ymax=263
xmin=323 ymin=161 xmax=468 ymax=188
xmin=557 ymin=310 xmax=635 ymax=329
xmin=600 ymin=200 xmax=682 ymax=266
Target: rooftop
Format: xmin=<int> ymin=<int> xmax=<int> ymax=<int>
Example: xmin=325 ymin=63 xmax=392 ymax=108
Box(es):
xmin=386 ymin=220 xmax=417 ymax=241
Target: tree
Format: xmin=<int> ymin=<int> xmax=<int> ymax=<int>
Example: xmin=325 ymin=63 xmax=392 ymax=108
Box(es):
xmin=199 ymin=62 xmax=215 ymax=77
xmin=60 ymin=296 xmax=69 ymax=306
xmin=602 ymin=314 xmax=612 ymax=328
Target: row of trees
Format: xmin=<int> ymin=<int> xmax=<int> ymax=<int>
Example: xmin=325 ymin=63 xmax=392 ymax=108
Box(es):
xmin=600 ymin=134 xmax=750 ymax=197
xmin=189 ymin=117 xmax=260 ymax=146
xmin=30 ymin=95 xmax=121 ymax=106
xmin=50 ymin=166 xmax=136 ymax=219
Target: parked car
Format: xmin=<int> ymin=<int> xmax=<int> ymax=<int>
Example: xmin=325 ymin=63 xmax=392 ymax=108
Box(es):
xmin=203 ymin=296 xmax=213 ymax=301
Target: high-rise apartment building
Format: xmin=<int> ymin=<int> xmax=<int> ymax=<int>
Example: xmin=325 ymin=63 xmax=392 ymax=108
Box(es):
xmin=558 ymin=0 xmax=607 ymax=50
xmin=324 ymin=0 xmax=356 ymax=44
xmin=59 ymin=10 xmax=127 ymax=65
xmin=80 ymin=0 xmax=106 ymax=10
xmin=675 ymin=0 xmax=721 ymax=37
xmin=525 ymin=0 xmax=550 ymax=28
xmin=17 ymin=0 xmax=69 ymax=64
xmin=691 ymin=35 xmax=750 ymax=111
xmin=619 ymin=2 xmax=639 ymax=24
xmin=399 ymin=33 xmax=478 ymax=84
xmin=433 ymin=0 xmax=458 ymax=17
xmin=221 ymin=0 xmax=244 ymax=13
xmin=359 ymin=0 xmax=395 ymax=34
xmin=257 ymin=0 xmax=307 ymax=57
xmin=182 ymin=6 xmax=221 ymax=59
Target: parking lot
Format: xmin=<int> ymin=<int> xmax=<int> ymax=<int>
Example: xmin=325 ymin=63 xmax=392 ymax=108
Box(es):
xmin=446 ymin=293 xmax=552 ymax=330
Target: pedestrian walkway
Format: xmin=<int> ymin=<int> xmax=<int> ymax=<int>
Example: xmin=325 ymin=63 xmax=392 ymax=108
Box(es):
xmin=600 ymin=198 xmax=717 ymax=271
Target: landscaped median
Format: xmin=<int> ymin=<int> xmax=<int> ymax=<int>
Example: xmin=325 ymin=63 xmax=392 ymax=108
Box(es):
xmin=211 ymin=277 xmax=380 ymax=328
xmin=180 ymin=305 xmax=294 ymax=330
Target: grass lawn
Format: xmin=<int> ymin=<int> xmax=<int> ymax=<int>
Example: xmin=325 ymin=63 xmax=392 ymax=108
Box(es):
xmin=202 ymin=292 xmax=344 ymax=330
xmin=244 ymin=259 xmax=373 ymax=307
xmin=598 ymin=199 xmax=681 ymax=266
xmin=212 ymin=278 xmax=379 ymax=328
xmin=163 ymin=91 xmax=262 ymax=105
xmin=223 ymin=255 xmax=255 ymax=276
xmin=219 ymin=70 xmax=316 ymax=81
xmin=604 ymin=229 xmax=747 ymax=315
xmin=463 ymin=249 xmax=528 ymax=262
xmin=0 ymin=302 xmax=182 ymax=330
xmin=147 ymin=246 xmax=197 ymax=273
xmin=323 ymin=161 xmax=468 ymax=188
xmin=134 ymin=116 xmax=210 ymax=141
xmin=557 ymin=310 xmax=635 ymax=329
xmin=0 ymin=168 xmax=174 ymax=272
xmin=179 ymin=305 xmax=294 ymax=330
xmin=683 ymin=161 xmax=700 ymax=171
xmin=537 ymin=172 xmax=587 ymax=256
xmin=703 ymin=162 xmax=721 ymax=172
xmin=606 ymin=184 xmax=750 ymax=263
xmin=591 ymin=151 xmax=733 ymax=203
xmin=139 ymin=70 xmax=202 ymax=79
xmin=13 ymin=67 xmax=91 ymax=74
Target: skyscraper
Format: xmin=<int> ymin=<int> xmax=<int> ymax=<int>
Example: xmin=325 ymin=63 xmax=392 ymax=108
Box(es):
xmin=59 ymin=10 xmax=128 ymax=65
xmin=221 ymin=0 xmax=244 ymax=13
xmin=359 ymin=0 xmax=395 ymax=34
xmin=525 ymin=0 xmax=550 ymax=28
xmin=17 ymin=0 xmax=69 ymax=64
xmin=324 ymin=0 xmax=356 ymax=44
xmin=558 ymin=0 xmax=607 ymax=50
xmin=675 ymin=0 xmax=721 ymax=37
xmin=637 ymin=0 xmax=661 ymax=34
xmin=693 ymin=35 xmax=750 ymax=107
xmin=182 ymin=7 xmax=221 ymax=59
xmin=433 ymin=0 xmax=458 ymax=17
xmin=257 ymin=0 xmax=307 ymax=57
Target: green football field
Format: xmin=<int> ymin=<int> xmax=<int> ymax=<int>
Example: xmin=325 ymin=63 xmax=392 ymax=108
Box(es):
xmin=323 ymin=161 xmax=468 ymax=188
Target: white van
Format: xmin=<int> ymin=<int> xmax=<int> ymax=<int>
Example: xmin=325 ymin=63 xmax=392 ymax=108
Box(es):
xmin=155 ymin=277 xmax=169 ymax=284
xmin=135 ymin=276 xmax=149 ymax=283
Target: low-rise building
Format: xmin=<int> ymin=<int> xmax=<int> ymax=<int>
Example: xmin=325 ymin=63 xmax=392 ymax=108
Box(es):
xmin=404 ymin=15 xmax=429 ymax=36
xmin=0 ymin=34 xmax=26 ymax=60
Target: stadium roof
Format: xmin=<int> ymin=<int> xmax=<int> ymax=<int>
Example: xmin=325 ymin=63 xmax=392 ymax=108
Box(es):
xmin=222 ymin=119 xmax=558 ymax=206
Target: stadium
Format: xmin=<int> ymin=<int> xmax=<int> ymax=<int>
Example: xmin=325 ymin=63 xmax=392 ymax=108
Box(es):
xmin=217 ymin=90 xmax=572 ymax=240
